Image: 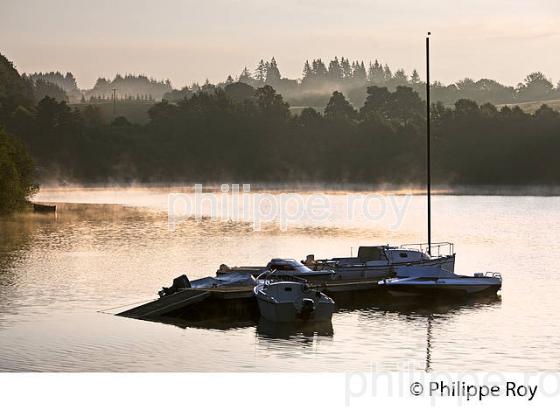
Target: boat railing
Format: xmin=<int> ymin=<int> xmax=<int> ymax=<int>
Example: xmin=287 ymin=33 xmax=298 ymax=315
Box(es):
xmin=399 ymin=241 xmax=455 ymax=258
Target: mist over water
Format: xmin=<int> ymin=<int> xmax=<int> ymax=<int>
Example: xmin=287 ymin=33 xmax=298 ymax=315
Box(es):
xmin=1 ymin=187 xmax=559 ymax=371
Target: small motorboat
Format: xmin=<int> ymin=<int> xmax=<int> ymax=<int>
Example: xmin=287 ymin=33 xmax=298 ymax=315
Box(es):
xmin=254 ymin=275 xmax=335 ymax=322
xmin=378 ymin=266 xmax=501 ymax=297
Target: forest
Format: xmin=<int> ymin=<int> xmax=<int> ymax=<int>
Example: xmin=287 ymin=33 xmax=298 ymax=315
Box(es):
xmin=220 ymin=57 xmax=560 ymax=108
xmin=25 ymin=56 xmax=560 ymax=109
xmin=0 ymin=54 xmax=36 ymax=213
xmin=1 ymin=51 xmax=560 ymax=214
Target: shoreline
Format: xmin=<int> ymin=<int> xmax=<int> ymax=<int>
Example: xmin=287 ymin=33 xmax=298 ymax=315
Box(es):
xmin=31 ymin=183 xmax=560 ymax=197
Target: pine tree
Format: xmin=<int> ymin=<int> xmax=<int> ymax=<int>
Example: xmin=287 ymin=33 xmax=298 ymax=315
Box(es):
xmin=239 ymin=67 xmax=252 ymax=83
xmin=67 ymin=72 xmax=77 ymax=88
xmin=341 ymin=57 xmax=352 ymax=80
xmin=312 ymin=59 xmax=328 ymax=80
xmin=410 ymin=69 xmax=420 ymax=84
xmin=368 ymin=60 xmax=384 ymax=84
xmin=255 ymin=60 xmax=266 ymax=83
xmin=327 ymin=57 xmax=343 ymax=82
xmin=302 ymin=60 xmax=312 ymax=81
xmin=383 ymin=64 xmax=392 ymax=82
xmin=265 ymin=57 xmax=281 ymax=84
xmin=353 ymin=61 xmax=367 ymax=82
xmin=393 ymin=69 xmax=408 ymax=85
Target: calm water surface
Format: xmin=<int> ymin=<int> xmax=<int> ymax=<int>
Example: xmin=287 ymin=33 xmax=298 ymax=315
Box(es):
xmin=1 ymin=188 xmax=559 ymax=371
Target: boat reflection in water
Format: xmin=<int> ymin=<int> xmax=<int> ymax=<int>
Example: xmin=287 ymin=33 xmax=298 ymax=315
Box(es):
xmin=352 ymin=294 xmax=502 ymax=372
xmin=256 ymin=318 xmax=334 ymax=340
xmin=143 ymin=312 xmax=335 ymax=341
xmin=141 ymin=291 xmax=500 ymax=362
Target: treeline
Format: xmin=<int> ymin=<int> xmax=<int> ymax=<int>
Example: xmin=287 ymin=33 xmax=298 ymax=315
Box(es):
xmin=4 ymin=82 xmax=560 ymax=186
xmin=0 ymin=54 xmax=37 ymax=213
xmin=25 ymin=72 xmax=173 ymax=104
xmin=222 ymin=57 xmax=560 ymax=108
xmin=84 ymin=74 xmax=173 ymax=102
xmin=27 ymin=71 xmax=80 ymax=101
xmin=24 ymin=56 xmax=560 ymax=111
xmin=2 ymin=51 xmax=560 ymax=192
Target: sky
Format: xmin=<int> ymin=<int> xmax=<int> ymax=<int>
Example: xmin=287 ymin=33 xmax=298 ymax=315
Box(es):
xmin=1 ymin=0 xmax=559 ymax=89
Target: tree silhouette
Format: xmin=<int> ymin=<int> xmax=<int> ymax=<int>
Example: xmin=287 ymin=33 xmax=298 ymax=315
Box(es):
xmin=225 ymin=82 xmax=255 ymax=103
xmin=255 ymin=60 xmax=266 ymax=84
xmin=238 ymin=67 xmax=252 ymax=83
xmin=327 ymin=57 xmax=343 ymax=82
xmin=256 ymin=85 xmax=289 ymax=119
xmin=361 ymin=86 xmax=391 ymax=117
xmin=324 ymin=91 xmax=356 ymax=120
xmin=265 ymin=57 xmax=281 ymax=84
xmin=517 ymin=72 xmax=554 ymax=102
xmin=341 ymin=57 xmax=352 ymax=80
xmin=410 ymin=69 xmax=421 ymax=85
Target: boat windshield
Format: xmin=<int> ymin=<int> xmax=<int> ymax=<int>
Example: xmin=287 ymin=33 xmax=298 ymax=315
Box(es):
xmin=267 ymin=259 xmax=310 ymax=272
xmin=357 ymin=246 xmax=386 ymax=261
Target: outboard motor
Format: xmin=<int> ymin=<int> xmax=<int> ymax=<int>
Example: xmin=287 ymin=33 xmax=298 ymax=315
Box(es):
xmin=158 ymin=274 xmax=191 ymax=298
xmin=299 ymin=298 xmax=315 ymax=320
xmin=216 ymin=264 xmax=231 ymax=276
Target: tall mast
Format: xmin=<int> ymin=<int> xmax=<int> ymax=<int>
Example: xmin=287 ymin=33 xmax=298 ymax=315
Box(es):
xmin=426 ymin=32 xmax=432 ymax=255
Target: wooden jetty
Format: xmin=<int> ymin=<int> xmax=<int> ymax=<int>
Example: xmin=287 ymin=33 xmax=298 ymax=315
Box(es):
xmin=32 ymin=203 xmax=57 ymax=214
xmin=118 ymin=278 xmax=382 ymax=320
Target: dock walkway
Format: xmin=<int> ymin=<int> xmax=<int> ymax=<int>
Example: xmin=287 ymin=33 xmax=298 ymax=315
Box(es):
xmin=119 ymin=278 xmax=382 ymax=320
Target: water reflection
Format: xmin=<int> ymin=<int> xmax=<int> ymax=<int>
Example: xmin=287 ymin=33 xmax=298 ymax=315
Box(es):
xmin=257 ymin=318 xmax=334 ymax=340
xmin=2 ymin=192 xmax=555 ymax=371
xmin=0 ymin=212 xmax=44 ymax=323
xmin=367 ymin=295 xmax=502 ymax=372
xmin=142 ymin=291 xmax=500 ymax=366
xmin=147 ymin=315 xmax=256 ymax=331
xmin=426 ymin=315 xmax=433 ymax=372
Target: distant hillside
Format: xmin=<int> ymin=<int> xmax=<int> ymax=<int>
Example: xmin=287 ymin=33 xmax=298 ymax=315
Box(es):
xmin=28 ymin=71 xmax=80 ymax=101
xmin=71 ymin=100 xmax=152 ymax=125
xmin=83 ymin=74 xmax=173 ymax=102
xmin=497 ymin=99 xmax=560 ymax=113
xmin=0 ymin=53 xmax=33 ymax=104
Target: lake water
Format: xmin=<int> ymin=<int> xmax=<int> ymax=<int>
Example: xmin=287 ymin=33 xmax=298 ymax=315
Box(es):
xmin=1 ymin=187 xmax=559 ymax=372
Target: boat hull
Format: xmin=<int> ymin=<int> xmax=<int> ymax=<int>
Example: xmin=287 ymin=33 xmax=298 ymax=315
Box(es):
xmin=331 ymin=255 xmax=455 ymax=280
xmin=380 ymin=277 xmax=501 ymax=298
xmin=256 ymin=297 xmax=335 ymax=322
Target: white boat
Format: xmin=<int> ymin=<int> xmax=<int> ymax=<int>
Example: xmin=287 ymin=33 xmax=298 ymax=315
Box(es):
xmin=304 ymin=242 xmax=455 ymax=280
xmin=254 ymin=276 xmax=335 ymax=322
xmin=377 ymin=265 xmax=502 ymax=297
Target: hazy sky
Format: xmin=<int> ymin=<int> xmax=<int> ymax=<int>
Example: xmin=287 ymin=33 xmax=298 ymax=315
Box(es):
xmin=1 ymin=0 xmax=559 ymax=89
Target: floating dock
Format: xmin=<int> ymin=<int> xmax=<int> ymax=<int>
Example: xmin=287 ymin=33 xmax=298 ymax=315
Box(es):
xmin=118 ymin=278 xmax=383 ymax=320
